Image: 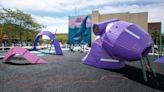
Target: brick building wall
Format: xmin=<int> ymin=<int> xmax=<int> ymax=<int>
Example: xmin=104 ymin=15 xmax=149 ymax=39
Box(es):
xmin=148 ymin=22 xmax=161 ymax=34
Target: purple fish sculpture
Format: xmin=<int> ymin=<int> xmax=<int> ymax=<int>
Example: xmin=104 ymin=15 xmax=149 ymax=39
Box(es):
xmin=83 ymin=19 xmax=156 ymax=81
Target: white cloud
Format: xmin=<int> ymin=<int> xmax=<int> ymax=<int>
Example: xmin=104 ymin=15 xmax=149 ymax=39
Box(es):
xmin=42 ymin=24 xmax=68 ymax=39
xmin=0 ymin=0 xmax=164 ymax=33
xmin=32 ymin=15 xmax=68 ymax=39
xmin=32 ymin=15 xmax=68 ymax=26
xmin=0 ymin=0 xmax=139 ymax=12
xmin=32 ymin=15 xmax=68 ymax=34
xmin=0 ymin=0 xmax=62 ymax=12
xmin=42 ymin=24 xmax=68 ymax=34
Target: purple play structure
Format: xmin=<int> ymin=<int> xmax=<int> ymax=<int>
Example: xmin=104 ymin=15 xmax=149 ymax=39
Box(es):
xmin=3 ymin=47 xmax=47 ymax=64
xmin=83 ymin=19 xmax=156 ymax=81
xmin=33 ymin=31 xmax=63 ymax=55
xmin=83 ymin=19 xmax=153 ymax=69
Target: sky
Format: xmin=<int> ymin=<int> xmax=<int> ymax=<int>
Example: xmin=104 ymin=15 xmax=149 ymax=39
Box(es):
xmin=0 ymin=0 xmax=164 ymax=34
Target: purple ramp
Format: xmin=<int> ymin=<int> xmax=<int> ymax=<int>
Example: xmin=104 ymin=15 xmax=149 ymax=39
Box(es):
xmin=3 ymin=47 xmax=47 ymax=64
xmin=154 ymin=56 xmax=164 ymax=63
xmin=33 ymin=31 xmax=63 ymax=55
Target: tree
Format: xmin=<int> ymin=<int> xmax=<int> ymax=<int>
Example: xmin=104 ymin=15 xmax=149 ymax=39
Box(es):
xmin=56 ymin=34 xmax=68 ymax=44
xmin=0 ymin=8 xmax=44 ymax=45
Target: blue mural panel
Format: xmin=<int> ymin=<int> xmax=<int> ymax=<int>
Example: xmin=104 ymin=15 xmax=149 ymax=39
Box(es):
xmin=68 ymin=15 xmax=92 ymax=44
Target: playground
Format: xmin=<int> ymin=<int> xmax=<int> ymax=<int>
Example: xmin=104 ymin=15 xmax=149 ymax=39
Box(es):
xmin=0 ymin=51 xmax=164 ymax=92
xmin=0 ymin=4 xmax=164 ymax=92
xmin=0 ymin=17 xmax=164 ymax=92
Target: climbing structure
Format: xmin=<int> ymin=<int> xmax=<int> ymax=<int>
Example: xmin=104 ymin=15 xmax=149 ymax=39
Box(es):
xmin=33 ymin=31 xmax=63 ymax=55
xmin=83 ymin=19 xmax=156 ymax=81
xmin=3 ymin=47 xmax=47 ymax=64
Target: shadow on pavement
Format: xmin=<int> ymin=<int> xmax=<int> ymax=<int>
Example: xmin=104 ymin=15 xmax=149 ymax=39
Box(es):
xmin=4 ymin=62 xmax=32 ymax=65
xmin=104 ymin=65 xmax=164 ymax=91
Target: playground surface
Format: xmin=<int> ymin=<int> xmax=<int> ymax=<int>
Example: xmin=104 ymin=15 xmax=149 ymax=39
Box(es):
xmin=0 ymin=51 xmax=164 ymax=92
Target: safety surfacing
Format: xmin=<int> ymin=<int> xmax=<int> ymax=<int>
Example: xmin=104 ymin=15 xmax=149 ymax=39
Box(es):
xmin=0 ymin=51 xmax=164 ymax=92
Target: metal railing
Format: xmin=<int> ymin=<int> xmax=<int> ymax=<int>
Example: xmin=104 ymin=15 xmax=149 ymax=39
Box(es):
xmin=0 ymin=43 xmax=47 ymax=51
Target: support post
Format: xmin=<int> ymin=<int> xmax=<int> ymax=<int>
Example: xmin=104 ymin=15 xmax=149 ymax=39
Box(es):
xmin=145 ymin=56 xmax=156 ymax=77
xmin=140 ymin=56 xmax=147 ymax=81
xmin=2 ymin=43 xmax=4 ymax=51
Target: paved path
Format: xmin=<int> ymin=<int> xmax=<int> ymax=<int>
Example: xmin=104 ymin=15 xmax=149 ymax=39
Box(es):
xmin=0 ymin=51 xmax=164 ymax=92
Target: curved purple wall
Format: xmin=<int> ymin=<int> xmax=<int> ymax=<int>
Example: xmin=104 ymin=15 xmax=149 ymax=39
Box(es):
xmin=33 ymin=31 xmax=63 ymax=55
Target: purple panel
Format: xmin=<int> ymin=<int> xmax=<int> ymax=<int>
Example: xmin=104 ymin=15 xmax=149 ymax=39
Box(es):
xmin=155 ymin=57 xmax=164 ymax=63
xmin=83 ymin=38 xmax=125 ymax=69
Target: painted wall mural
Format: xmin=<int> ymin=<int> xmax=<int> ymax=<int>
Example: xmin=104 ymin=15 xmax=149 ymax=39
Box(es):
xmin=68 ymin=15 xmax=92 ymax=44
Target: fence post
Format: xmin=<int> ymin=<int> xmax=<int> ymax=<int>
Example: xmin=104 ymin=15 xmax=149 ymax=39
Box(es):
xmin=12 ymin=43 xmax=14 ymax=47
xmin=2 ymin=43 xmax=4 ymax=51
